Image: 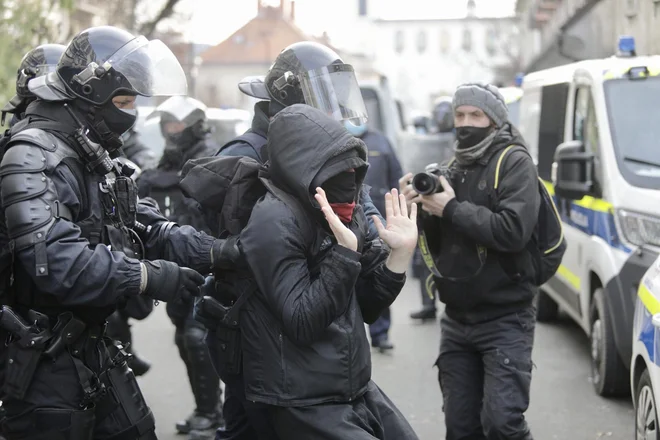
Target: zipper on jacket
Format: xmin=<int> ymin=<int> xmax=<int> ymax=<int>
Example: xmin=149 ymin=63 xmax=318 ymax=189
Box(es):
xmin=346 ymin=324 xmax=353 ymax=400
xmin=279 ymin=332 xmax=287 ymax=393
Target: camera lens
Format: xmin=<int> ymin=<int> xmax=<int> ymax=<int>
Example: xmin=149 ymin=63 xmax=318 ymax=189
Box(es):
xmin=412 ymin=173 xmax=437 ymax=195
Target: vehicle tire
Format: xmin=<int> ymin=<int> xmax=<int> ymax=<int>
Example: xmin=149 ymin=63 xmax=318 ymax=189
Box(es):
xmin=534 ymin=289 xmax=559 ymax=322
xmin=590 ymin=287 xmax=630 ymax=397
xmin=636 ymin=369 xmax=660 ymax=440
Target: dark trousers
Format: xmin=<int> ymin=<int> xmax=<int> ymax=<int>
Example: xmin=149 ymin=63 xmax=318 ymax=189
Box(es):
xmin=167 ymin=299 xmax=221 ymax=415
xmin=437 ymin=308 xmax=535 ymax=440
xmin=267 ymin=381 xmax=418 ymax=440
xmin=215 ymin=375 xmax=279 ymax=440
xmin=369 ymin=308 xmax=391 ymax=343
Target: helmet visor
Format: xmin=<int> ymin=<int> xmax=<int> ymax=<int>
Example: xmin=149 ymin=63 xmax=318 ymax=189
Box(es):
xmin=108 ymin=37 xmax=188 ymax=97
xmin=300 ymin=64 xmax=368 ymax=124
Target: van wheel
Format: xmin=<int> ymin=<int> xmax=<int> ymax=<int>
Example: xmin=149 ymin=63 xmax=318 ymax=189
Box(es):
xmin=590 ymin=287 xmax=629 ymax=397
xmin=534 ymin=289 xmax=558 ymax=322
xmin=636 ymin=369 xmax=659 ymax=440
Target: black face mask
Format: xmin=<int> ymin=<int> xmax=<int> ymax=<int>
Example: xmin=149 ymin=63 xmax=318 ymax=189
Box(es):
xmin=456 ymin=126 xmax=492 ymax=149
xmin=321 ymin=171 xmax=357 ymax=203
xmin=165 ymin=126 xmax=197 ymax=148
xmin=97 ymin=102 xmax=137 ymax=136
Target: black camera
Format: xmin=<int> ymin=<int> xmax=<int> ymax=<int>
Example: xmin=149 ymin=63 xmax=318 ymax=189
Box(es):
xmin=412 ymin=164 xmax=452 ymax=195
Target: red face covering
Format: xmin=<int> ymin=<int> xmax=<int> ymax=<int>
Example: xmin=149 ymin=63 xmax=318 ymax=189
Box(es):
xmin=329 ymin=202 xmax=356 ymax=223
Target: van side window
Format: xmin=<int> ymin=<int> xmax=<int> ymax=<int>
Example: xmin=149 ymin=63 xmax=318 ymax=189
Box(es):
xmin=574 ymin=87 xmax=589 ymax=141
xmin=585 ymin=91 xmax=603 ymax=197
xmin=574 ymin=86 xmax=603 ymax=197
xmin=537 ymin=83 xmax=569 ymax=181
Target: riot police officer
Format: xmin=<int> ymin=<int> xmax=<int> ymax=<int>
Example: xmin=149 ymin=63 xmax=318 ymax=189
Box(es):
xmin=138 ymin=96 xmax=223 ymax=439
xmin=1 ymin=43 xmax=66 ymax=127
xmin=0 ymin=26 xmax=241 ymax=440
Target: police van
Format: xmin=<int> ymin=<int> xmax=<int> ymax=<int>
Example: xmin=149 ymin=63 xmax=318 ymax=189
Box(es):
xmin=518 ymin=36 xmax=660 ymax=398
xmin=632 ymin=255 xmax=660 ymax=438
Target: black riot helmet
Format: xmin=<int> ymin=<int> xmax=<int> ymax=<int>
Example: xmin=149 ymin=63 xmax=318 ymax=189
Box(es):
xmin=29 ymin=26 xmax=187 ymax=106
xmin=1 ymin=43 xmax=66 ymax=125
xmin=150 ymin=96 xmax=210 ymax=146
xmin=238 ymin=41 xmax=368 ymax=124
xmin=28 ymin=26 xmax=187 ymax=153
xmin=53 ymin=26 xmax=187 ymax=105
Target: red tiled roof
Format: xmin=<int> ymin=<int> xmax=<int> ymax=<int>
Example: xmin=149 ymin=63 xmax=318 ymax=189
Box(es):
xmin=200 ymin=7 xmax=335 ymax=65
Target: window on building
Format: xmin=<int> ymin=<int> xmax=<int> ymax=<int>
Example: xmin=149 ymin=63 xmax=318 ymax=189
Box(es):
xmin=485 ymin=27 xmax=498 ymax=56
xmin=439 ymin=29 xmax=450 ymax=54
xmin=417 ymin=30 xmax=427 ymax=54
xmin=462 ymin=28 xmax=472 ymax=52
xmin=394 ymin=30 xmax=404 ymax=54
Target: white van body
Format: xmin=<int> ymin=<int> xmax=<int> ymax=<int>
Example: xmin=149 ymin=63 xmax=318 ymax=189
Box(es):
xmin=518 ymin=54 xmax=660 ymax=397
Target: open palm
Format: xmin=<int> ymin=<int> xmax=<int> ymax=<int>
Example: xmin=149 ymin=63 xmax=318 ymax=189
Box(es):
xmin=372 ymin=189 xmax=418 ymax=252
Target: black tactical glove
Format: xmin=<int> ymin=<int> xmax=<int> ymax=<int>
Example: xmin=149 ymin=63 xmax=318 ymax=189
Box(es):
xmin=142 ymin=260 xmax=205 ymax=303
xmin=211 ymin=236 xmax=247 ymax=271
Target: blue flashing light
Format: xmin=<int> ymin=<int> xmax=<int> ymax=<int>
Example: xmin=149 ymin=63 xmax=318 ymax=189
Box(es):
xmin=618 ymin=35 xmax=636 ymax=56
xmin=514 ymin=73 xmax=524 ymax=87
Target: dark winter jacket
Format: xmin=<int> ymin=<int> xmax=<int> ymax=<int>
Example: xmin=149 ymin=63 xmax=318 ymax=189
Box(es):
xmin=420 ymin=123 xmax=540 ymax=324
xmin=239 ymin=104 xmax=406 ymax=406
xmin=361 ymin=129 xmax=404 ymax=216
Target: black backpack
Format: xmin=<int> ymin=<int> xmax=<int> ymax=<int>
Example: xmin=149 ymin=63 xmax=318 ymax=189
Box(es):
xmin=490 ymin=145 xmax=567 ymax=286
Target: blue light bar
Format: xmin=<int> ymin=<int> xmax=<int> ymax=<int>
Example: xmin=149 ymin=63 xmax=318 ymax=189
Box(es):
xmin=514 ymin=73 xmax=524 ymax=87
xmin=618 ymin=35 xmax=635 ymax=56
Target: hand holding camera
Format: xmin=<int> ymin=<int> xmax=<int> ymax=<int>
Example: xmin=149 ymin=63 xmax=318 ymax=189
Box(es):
xmin=400 ymin=164 xmax=457 ymax=218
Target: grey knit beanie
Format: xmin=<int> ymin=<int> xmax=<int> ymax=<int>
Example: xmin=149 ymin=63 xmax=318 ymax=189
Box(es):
xmin=452 ymin=83 xmax=508 ymax=127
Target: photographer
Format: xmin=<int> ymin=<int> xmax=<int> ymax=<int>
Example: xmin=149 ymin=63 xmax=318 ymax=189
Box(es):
xmin=401 ymin=83 xmax=540 ymax=440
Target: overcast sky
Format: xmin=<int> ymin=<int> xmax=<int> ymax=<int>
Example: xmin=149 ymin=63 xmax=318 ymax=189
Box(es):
xmin=180 ymin=0 xmax=517 ymax=45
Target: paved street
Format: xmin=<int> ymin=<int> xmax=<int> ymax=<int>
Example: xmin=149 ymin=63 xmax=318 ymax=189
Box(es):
xmin=133 ymin=278 xmax=634 ymax=440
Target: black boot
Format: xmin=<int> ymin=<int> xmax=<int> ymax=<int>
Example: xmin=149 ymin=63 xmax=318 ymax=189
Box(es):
xmin=410 ymin=308 xmax=437 ymax=322
xmin=372 ymin=337 xmax=394 ymax=353
xmin=177 ymin=324 xmax=224 ymax=437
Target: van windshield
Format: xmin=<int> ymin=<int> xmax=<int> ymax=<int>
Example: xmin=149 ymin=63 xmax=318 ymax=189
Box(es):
xmin=604 ymin=76 xmax=660 ymax=188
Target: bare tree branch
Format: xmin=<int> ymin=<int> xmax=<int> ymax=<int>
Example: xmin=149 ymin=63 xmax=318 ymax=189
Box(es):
xmin=138 ymin=0 xmax=181 ymax=38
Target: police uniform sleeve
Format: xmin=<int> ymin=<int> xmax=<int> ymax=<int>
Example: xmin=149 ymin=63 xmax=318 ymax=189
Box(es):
xmin=0 ymin=144 xmax=142 ymax=306
xmin=136 ymin=198 xmax=215 ymax=274
xmin=443 ymin=150 xmax=541 ymax=253
xmin=359 ymin=186 xmax=383 ymax=240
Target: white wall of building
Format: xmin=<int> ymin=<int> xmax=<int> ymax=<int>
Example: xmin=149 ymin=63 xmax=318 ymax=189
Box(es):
xmin=367 ymin=18 xmax=519 ymax=113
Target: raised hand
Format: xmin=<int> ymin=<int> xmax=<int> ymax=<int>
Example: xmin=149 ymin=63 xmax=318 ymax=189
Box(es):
xmin=315 ymin=187 xmax=358 ymax=252
xmin=372 ymin=188 xmax=418 ymax=252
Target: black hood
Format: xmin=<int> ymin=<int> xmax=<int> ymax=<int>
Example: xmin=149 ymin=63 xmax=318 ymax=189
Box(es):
xmin=267 ymin=104 xmax=368 ymax=208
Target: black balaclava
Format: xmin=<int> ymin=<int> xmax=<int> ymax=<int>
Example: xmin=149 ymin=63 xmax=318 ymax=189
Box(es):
xmin=73 ymin=99 xmax=137 ymax=157
xmin=322 ymin=170 xmax=357 ymax=203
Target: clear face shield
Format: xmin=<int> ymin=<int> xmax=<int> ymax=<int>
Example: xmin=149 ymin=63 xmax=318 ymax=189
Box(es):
xmin=105 ymin=36 xmax=188 ymax=98
xmin=298 ymin=64 xmax=368 ymax=125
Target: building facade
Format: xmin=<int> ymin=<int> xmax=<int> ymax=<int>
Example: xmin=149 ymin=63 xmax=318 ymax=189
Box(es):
xmin=517 ymin=0 xmax=660 ymax=73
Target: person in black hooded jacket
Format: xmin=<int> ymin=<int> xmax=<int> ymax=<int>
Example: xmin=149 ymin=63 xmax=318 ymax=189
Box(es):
xmin=239 ymin=104 xmax=419 ymax=440
xmin=401 ymin=83 xmax=540 ymax=440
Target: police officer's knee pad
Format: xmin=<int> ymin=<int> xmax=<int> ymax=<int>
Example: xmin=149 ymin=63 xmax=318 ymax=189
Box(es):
xmin=183 ymin=325 xmax=207 ymax=349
